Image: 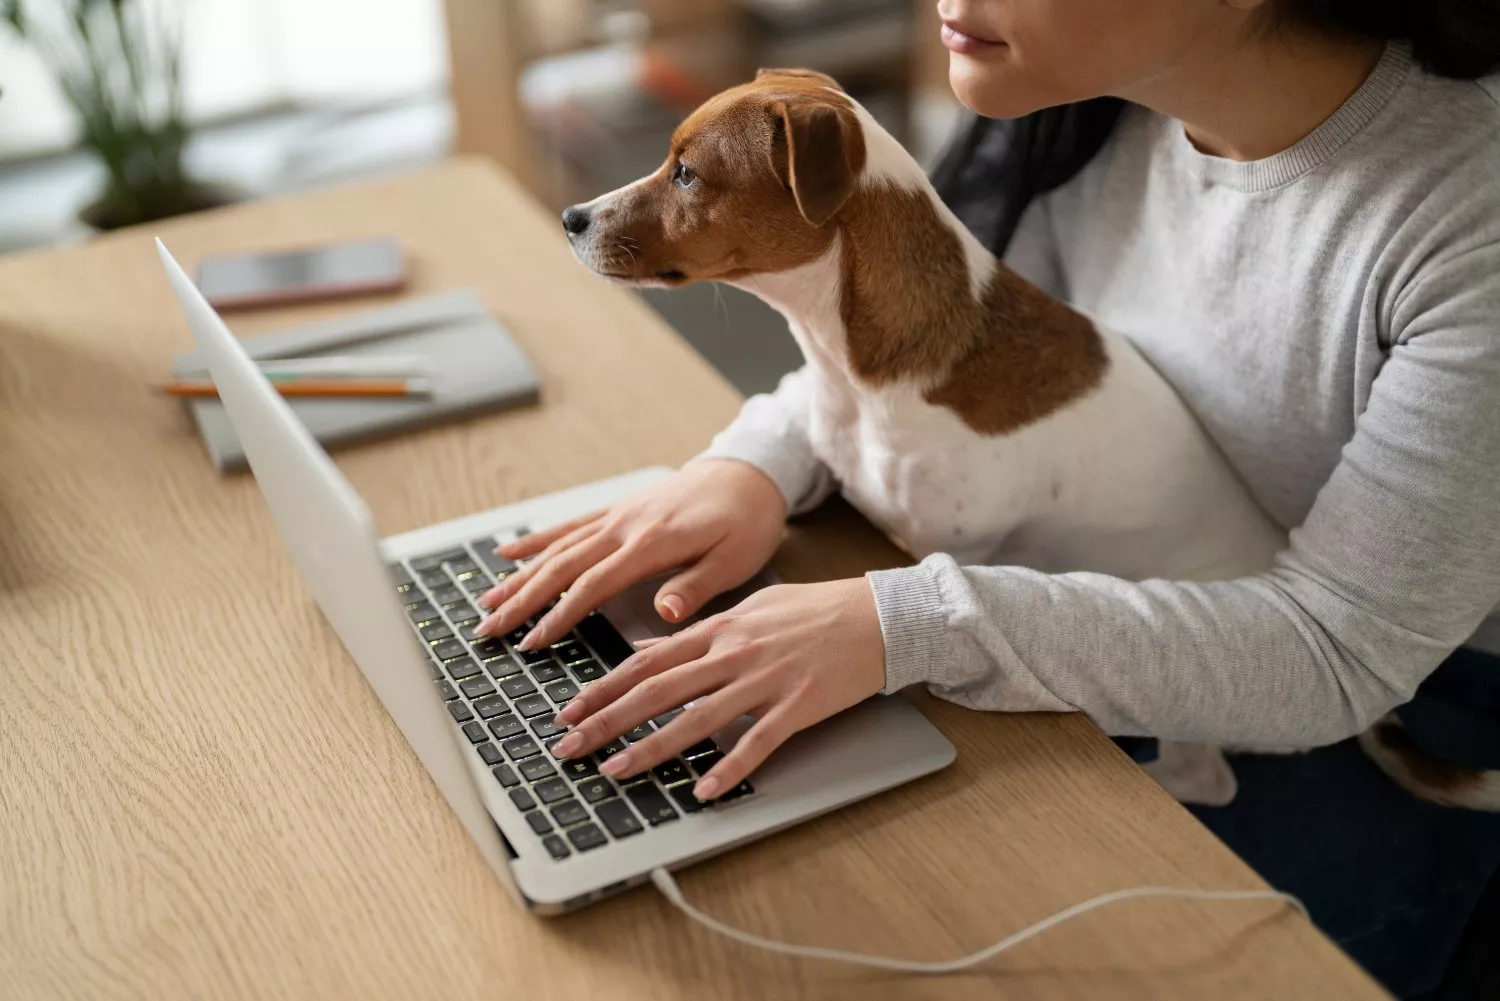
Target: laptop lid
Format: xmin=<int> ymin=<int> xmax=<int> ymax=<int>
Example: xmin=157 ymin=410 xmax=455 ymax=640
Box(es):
xmin=154 ymin=239 xmax=516 ymax=883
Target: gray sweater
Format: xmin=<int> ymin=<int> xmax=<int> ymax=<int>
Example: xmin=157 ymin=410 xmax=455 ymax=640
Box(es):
xmin=701 ymin=44 xmax=1500 ymax=748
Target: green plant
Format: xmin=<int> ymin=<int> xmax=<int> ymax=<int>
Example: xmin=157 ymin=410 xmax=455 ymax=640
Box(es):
xmin=2 ymin=0 xmax=224 ymax=228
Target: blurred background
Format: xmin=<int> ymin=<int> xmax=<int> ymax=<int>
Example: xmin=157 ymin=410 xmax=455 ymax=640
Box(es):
xmin=0 ymin=0 xmax=961 ymax=395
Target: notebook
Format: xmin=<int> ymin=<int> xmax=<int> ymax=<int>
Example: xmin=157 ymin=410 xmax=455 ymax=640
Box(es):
xmin=171 ymin=289 xmax=540 ymax=471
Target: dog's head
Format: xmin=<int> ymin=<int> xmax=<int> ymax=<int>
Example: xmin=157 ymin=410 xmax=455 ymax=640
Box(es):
xmin=561 ymin=68 xmax=868 ymax=288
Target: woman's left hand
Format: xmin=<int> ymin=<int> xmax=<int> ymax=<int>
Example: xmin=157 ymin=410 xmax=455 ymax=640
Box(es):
xmin=552 ymin=577 xmax=887 ymax=800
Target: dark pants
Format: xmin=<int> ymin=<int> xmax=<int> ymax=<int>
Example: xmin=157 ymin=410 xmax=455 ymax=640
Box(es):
xmin=1121 ymin=648 xmax=1500 ymax=999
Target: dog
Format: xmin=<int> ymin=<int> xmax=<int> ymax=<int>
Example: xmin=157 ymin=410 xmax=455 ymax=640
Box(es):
xmin=561 ymin=68 xmax=1500 ymax=812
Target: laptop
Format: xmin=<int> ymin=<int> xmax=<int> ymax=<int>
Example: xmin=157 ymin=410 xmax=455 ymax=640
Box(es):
xmin=156 ymin=239 xmax=955 ymax=914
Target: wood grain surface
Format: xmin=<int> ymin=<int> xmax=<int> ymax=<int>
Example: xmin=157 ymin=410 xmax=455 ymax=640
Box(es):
xmin=0 ymin=160 xmax=1389 ymax=1001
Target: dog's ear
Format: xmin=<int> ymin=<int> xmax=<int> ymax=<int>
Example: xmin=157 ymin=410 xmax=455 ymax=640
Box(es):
xmin=756 ymin=67 xmax=843 ymax=91
xmin=769 ymin=100 xmax=859 ymax=227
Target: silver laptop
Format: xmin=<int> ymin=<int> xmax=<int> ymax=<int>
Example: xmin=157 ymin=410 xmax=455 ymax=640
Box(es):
xmin=156 ymin=239 xmax=955 ymax=914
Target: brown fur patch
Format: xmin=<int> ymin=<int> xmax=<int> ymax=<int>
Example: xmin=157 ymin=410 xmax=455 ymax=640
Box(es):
xmin=1368 ymin=717 xmax=1486 ymax=795
xmin=837 ymin=185 xmax=1109 ymax=435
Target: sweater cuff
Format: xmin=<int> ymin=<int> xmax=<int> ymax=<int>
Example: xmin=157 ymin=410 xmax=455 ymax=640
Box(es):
xmin=867 ymin=561 xmax=953 ymax=694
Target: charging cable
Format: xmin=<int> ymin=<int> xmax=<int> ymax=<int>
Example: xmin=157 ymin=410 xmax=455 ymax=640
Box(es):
xmin=650 ymin=867 xmax=1307 ymax=974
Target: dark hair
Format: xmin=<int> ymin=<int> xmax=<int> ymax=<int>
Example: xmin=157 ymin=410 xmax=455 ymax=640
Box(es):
xmin=933 ymin=1 xmax=1500 ymax=256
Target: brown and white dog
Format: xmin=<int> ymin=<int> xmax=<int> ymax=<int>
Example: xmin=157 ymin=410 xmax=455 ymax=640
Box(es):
xmin=562 ymin=68 xmax=1500 ymax=811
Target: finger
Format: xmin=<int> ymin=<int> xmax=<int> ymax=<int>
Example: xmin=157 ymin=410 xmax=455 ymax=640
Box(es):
xmin=600 ymin=683 xmax=765 ymax=780
xmin=476 ymin=519 xmax=606 ymax=611
xmin=496 ymin=510 xmax=605 ymax=559
xmin=653 ymin=538 xmax=764 ymax=624
xmin=691 ymin=701 xmax=800 ymax=800
xmin=562 ymin=655 xmax=733 ymax=763
xmin=553 ymin=625 xmax=710 ymax=730
xmin=633 ymin=636 xmax=669 ymax=649
xmin=524 ymin=537 xmax=686 ymax=648
xmin=475 ymin=528 xmax=617 ymax=639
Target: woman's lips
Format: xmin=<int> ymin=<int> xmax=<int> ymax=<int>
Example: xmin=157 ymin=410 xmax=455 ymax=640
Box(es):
xmin=940 ymin=21 xmax=1005 ymax=55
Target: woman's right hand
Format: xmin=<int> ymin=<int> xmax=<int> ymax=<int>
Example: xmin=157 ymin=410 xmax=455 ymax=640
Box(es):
xmin=473 ymin=459 xmax=789 ymax=650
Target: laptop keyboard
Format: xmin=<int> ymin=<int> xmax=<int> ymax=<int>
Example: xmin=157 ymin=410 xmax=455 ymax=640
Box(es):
xmin=391 ymin=530 xmax=753 ymax=861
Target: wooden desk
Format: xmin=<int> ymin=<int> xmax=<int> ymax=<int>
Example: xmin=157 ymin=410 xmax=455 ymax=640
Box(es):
xmin=0 ymin=161 xmax=1387 ymax=1001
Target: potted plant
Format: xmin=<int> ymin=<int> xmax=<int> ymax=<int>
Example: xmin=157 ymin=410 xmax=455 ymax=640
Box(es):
xmin=1 ymin=0 xmax=232 ymax=230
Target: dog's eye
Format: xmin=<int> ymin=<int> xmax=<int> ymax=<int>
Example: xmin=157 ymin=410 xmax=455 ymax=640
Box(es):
xmin=672 ymin=163 xmax=697 ymax=190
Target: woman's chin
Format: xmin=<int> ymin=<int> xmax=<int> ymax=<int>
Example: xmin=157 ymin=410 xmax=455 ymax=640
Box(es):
xmin=949 ymin=61 xmax=1035 ymax=118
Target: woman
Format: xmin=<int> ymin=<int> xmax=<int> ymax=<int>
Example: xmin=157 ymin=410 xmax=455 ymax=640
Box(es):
xmin=476 ymin=2 xmax=1500 ymax=994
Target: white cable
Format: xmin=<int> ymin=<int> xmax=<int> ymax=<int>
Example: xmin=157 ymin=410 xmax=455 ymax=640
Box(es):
xmin=650 ymin=868 xmax=1307 ymax=974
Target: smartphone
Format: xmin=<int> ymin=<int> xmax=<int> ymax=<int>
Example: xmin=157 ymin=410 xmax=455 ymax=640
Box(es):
xmin=194 ymin=238 xmax=407 ymax=310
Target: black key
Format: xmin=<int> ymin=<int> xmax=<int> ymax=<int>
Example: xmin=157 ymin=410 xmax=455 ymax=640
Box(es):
xmin=552 ymin=642 xmax=589 ymax=665
xmin=421 ymin=622 xmax=454 ymax=643
xmin=544 ymin=735 xmax=568 ymax=758
xmin=652 ymin=759 xmax=691 ymax=786
xmin=596 ymin=799 xmax=645 ymax=839
xmin=561 ymin=757 xmax=599 ymax=781
xmin=571 ymin=662 xmax=607 ymax=684
xmin=461 ymin=721 xmax=486 ymax=744
xmin=687 ymin=750 xmax=724 ymax=776
xmin=462 ymin=575 xmax=493 ymax=594
xmin=455 ymin=621 xmax=482 ymax=642
xmin=447 ymin=701 xmax=474 ymax=724
xmin=525 ymin=811 xmax=553 ymax=835
xmin=622 ymin=723 xmax=654 ymax=743
xmin=520 ymin=758 xmax=557 ymax=783
xmin=542 ymin=834 xmax=571 ymax=859
xmin=669 ymin=784 xmax=707 ymax=814
xmin=447 ymin=558 xmax=480 ymax=577
xmin=475 ymin=544 xmax=516 ymax=578
xmin=485 ymin=656 xmax=522 ymax=680
xmin=509 ymin=787 xmax=536 ymax=811
xmin=514 ymin=695 xmax=552 ymax=719
xmin=681 ymin=740 xmax=719 ymax=760
xmin=443 ymin=604 xmax=477 ymax=625
xmin=518 ymin=648 xmax=553 ymax=667
xmin=410 ymin=548 xmax=467 ymax=572
xmin=625 ymin=783 xmax=679 ymax=825
xmin=618 ymin=771 xmax=654 ymax=788
xmin=472 ymin=695 xmax=509 ymax=720
xmin=459 ymin=676 xmax=497 ymax=700
xmin=596 ymin=739 xmax=628 ymax=761
xmin=550 ymin=799 xmax=589 ymax=827
xmin=488 ymin=714 xmax=524 ymax=740
xmin=406 ymin=602 xmax=438 ymax=624
xmin=476 ymin=742 xmax=502 ymax=766
xmin=715 ymin=780 xmax=754 ymax=803
xmin=530 ymin=663 xmax=566 ymax=684
xmin=391 ymin=567 xmax=415 ymax=590
xmin=566 ymin=822 xmax=607 ymax=853
xmin=445 ymin=658 xmax=482 ymax=681
xmin=472 ymin=637 xmax=506 ymax=658
xmin=576 ymin=777 xmax=617 ymax=804
xmin=545 ymin=680 xmax=580 ymax=704
xmin=500 ymin=676 xmax=538 ymax=699
xmin=533 ymin=778 xmax=571 ymax=804
xmin=576 ymin=611 xmax=633 ymax=667
xmin=502 ymin=736 xmax=541 ymax=761
xmin=419 ymin=568 xmax=451 ymax=588
xmin=437 ymin=680 xmax=459 ymax=702
xmin=492 ymin=764 xmax=520 ymax=788
xmin=530 ymin=717 xmax=566 ymax=739
xmin=432 ymin=639 xmax=467 ymax=661
xmin=653 ymin=707 xmax=685 ymax=729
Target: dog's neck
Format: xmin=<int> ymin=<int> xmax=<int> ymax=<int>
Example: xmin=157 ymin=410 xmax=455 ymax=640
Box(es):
xmin=729 ymin=105 xmax=1048 ymax=389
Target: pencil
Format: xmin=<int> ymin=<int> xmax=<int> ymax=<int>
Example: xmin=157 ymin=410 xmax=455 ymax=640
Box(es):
xmin=161 ymin=377 xmax=432 ymax=398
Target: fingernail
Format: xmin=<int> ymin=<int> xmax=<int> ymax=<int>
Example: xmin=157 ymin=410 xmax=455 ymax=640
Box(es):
xmin=659 ymin=594 xmax=685 ymax=622
xmin=599 ymin=755 xmax=630 ymax=777
xmin=556 ymin=701 xmax=584 ymax=724
xmin=693 ymin=777 xmax=720 ymax=800
xmin=477 ymin=587 xmax=502 ymax=610
xmin=517 ymin=627 xmax=542 ymax=651
xmin=475 ymin=612 xmax=500 ymax=637
xmin=555 ymin=732 xmax=584 ymax=757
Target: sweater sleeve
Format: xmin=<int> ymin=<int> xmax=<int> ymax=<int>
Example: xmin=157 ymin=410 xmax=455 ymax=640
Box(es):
xmin=694 ymin=366 xmax=837 ymax=517
xmin=870 ymin=242 xmax=1500 ymax=748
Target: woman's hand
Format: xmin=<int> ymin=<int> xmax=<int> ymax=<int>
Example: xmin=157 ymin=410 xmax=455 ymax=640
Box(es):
xmin=474 ymin=459 xmax=787 ymax=649
xmin=551 ymin=578 xmax=886 ymax=800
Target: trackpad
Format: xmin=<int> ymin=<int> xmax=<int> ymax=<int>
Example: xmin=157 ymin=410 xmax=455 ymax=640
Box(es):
xmin=600 ymin=567 xmax=778 ymax=648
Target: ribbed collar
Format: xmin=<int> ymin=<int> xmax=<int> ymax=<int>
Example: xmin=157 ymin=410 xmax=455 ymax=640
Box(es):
xmin=1167 ymin=42 xmax=1415 ymax=192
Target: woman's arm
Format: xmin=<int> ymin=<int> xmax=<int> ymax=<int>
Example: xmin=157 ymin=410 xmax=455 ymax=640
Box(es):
xmin=872 ymin=243 xmax=1500 ymax=747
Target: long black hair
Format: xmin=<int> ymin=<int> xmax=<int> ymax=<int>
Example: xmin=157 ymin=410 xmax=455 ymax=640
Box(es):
xmin=932 ymin=0 xmax=1500 ymax=256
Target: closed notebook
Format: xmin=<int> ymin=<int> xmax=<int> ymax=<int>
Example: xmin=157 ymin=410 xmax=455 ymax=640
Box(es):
xmin=172 ymin=289 xmax=540 ymax=471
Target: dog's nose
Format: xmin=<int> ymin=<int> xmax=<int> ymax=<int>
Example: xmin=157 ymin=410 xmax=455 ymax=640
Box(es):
xmin=561 ymin=206 xmax=591 ymax=237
